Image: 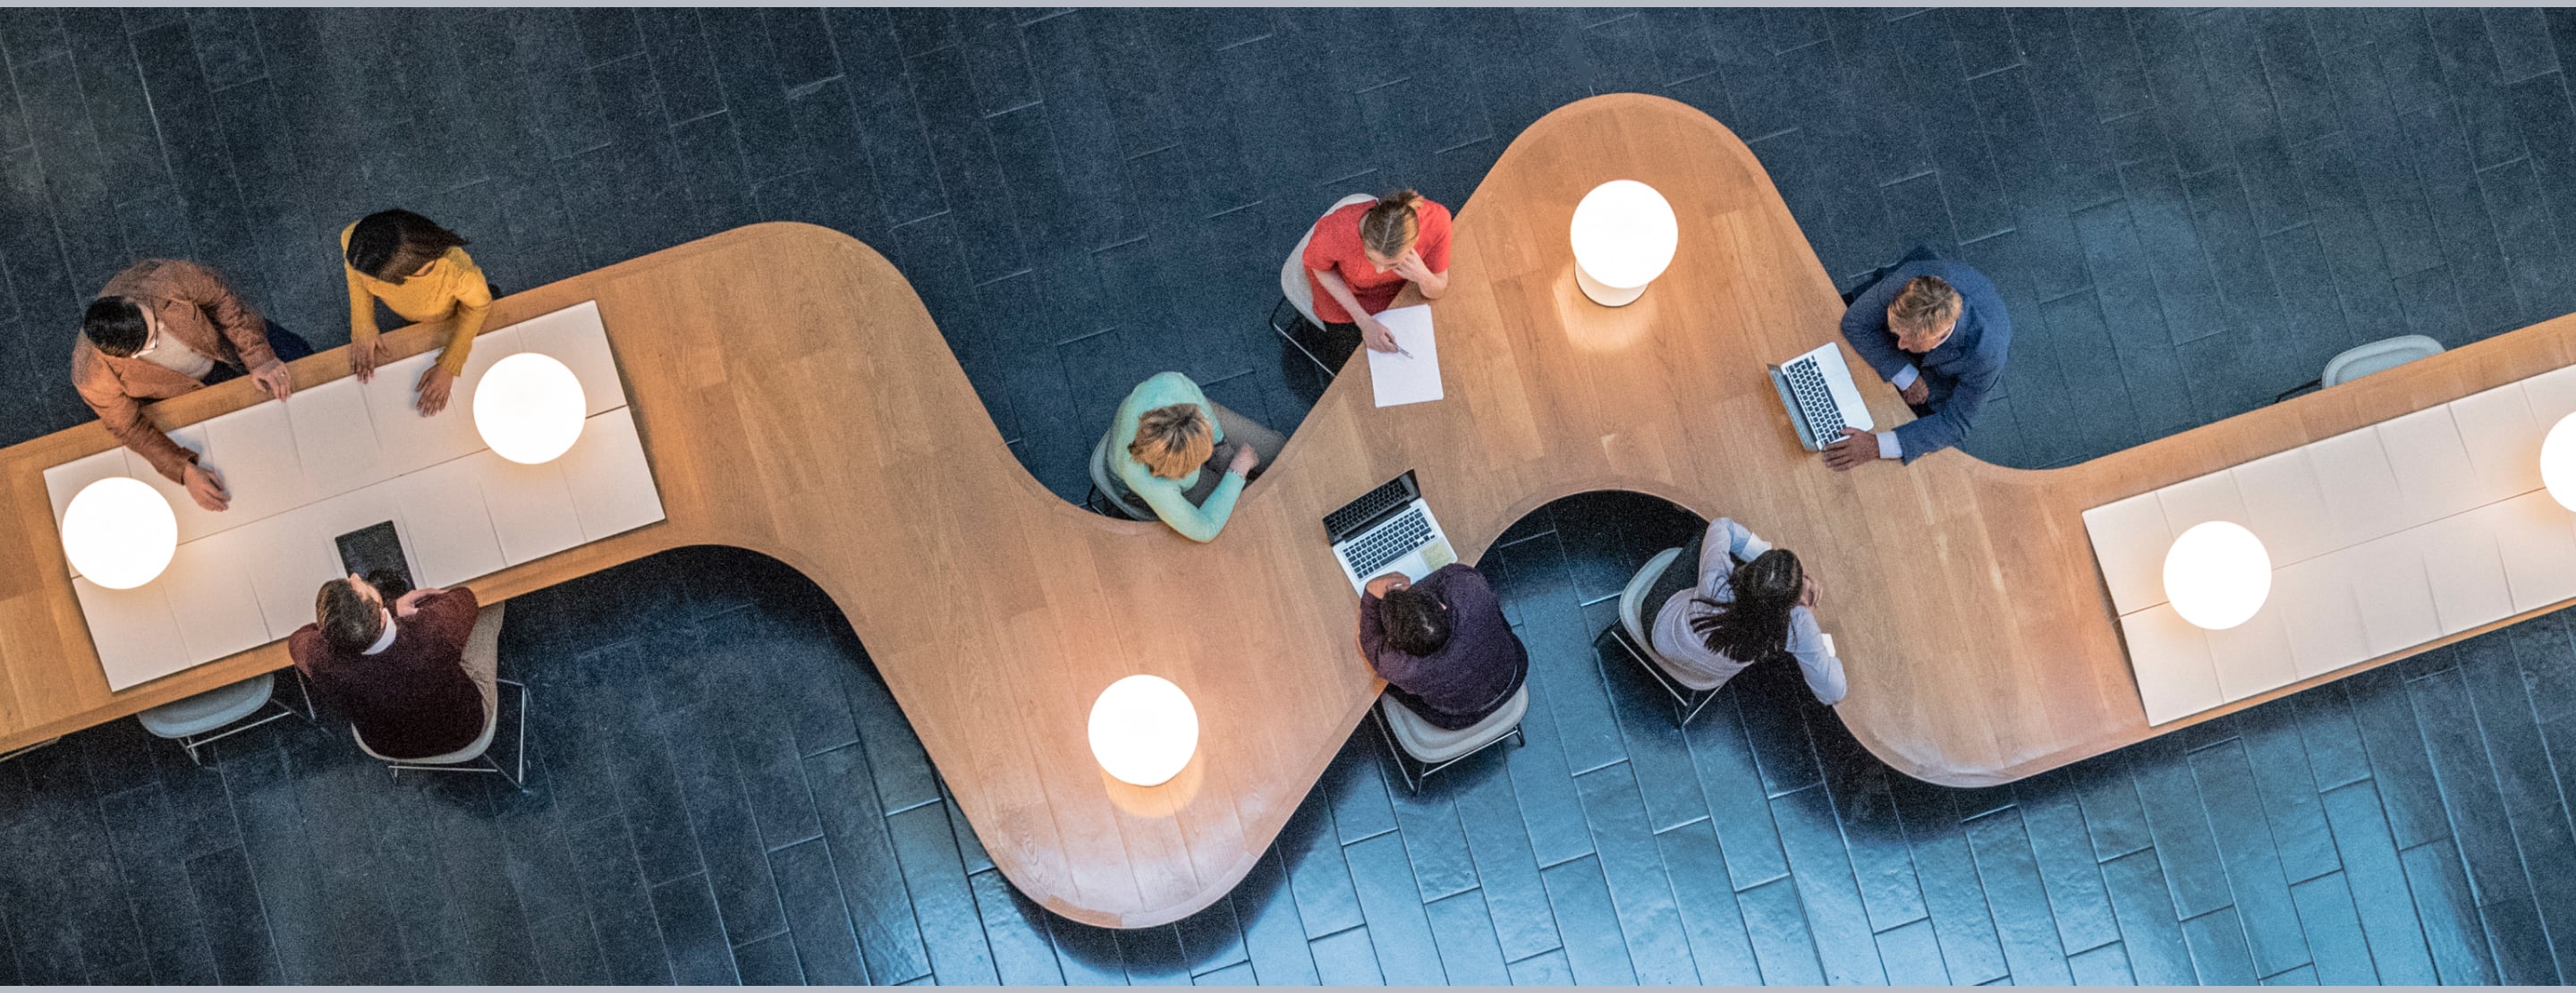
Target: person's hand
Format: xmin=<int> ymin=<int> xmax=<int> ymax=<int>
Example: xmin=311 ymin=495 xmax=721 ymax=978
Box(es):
xmin=1358 ymin=313 xmax=1397 ymax=352
xmin=183 ymin=463 xmax=231 ymax=512
xmin=249 ymin=359 xmax=293 ymax=402
xmin=1228 ymin=443 xmax=1261 ymax=476
xmin=1822 ymin=428 xmax=1879 ymax=471
xmin=1390 ymin=248 xmax=1433 ymax=284
xmin=1899 ymin=378 xmax=1930 ymax=406
xmin=1800 ymin=573 xmax=1822 ymax=609
xmin=394 ymin=587 xmax=441 ymax=617
xmin=416 ymin=364 xmax=455 ymax=417
xmin=349 ymin=338 xmax=386 ymax=383
xmin=1364 ymin=573 xmax=1411 ymax=598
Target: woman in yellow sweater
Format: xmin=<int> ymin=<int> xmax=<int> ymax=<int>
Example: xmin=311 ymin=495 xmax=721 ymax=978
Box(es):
xmin=343 ymin=209 xmax=493 ymax=415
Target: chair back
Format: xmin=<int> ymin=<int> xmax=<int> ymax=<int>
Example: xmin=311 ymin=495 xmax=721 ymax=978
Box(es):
xmin=1279 ymin=193 xmax=1385 ymax=327
xmin=2321 ymin=335 xmax=2445 ymax=389
xmin=1090 ymin=430 xmax=1155 ymax=521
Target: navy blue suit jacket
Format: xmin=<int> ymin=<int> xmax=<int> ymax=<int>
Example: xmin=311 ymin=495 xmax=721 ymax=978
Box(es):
xmin=1837 ymin=260 xmax=2012 ymax=462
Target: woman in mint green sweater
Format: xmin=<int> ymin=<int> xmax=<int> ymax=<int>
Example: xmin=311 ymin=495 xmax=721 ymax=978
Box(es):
xmin=1106 ymin=371 xmax=1286 ymax=541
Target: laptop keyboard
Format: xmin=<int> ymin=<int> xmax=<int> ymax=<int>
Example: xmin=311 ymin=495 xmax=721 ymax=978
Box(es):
xmin=1325 ymin=475 xmax=1415 ymax=541
xmin=1341 ymin=505 xmax=1434 ymax=579
xmin=1784 ymin=356 xmax=1845 ymax=441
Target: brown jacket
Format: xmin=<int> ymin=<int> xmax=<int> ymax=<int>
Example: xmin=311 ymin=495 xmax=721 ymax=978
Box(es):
xmin=70 ymin=259 xmax=276 ymax=483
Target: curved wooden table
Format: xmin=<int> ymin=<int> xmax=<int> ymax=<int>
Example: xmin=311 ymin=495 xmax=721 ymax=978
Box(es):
xmin=6 ymin=94 xmax=2576 ymax=928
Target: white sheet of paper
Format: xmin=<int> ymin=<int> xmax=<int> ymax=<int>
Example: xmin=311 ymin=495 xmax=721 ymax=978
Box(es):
xmin=73 ymin=577 xmax=189 ymax=692
xmin=519 ymin=301 xmax=623 ymax=417
xmin=394 ymin=455 xmax=507 ymax=590
xmin=120 ymin=423 xmax=226 ymax=547
xmin=228 ymin=508 xmax=346 ymax=639
xmin=199 ymin=401 xmax=310 ymax=527
xmin=559 ymin=407 xmax=666 ymax=541
xmin=2118 ymin=604 xmax=2222 ymax=726
xmin=2080 ymin=491 xmax=2173 ymax=615
xmin=2272 ymin=552 xmax=2372 ymax=680
xmin=285 ymin=378 xmax=384 ymax=502
xmin=2449 ymin=380 xmax=2546 ymax=505
xmin=45 ymin=448 xmax=131 ymax=532
xmin=361 ymin=349 xmax=485 ymax=476
xmin=1365 ymin=304 xmax=1444 ymax=408
xmin=47 ymin=448 xmax=131 ymax=580
xmin=471 ymin=449 xmax=586 ymax=564
xmin=156 ymin=525 xmax=275 ymax=664
xmin=2485 ymin=489 xmax=2576 ymax=613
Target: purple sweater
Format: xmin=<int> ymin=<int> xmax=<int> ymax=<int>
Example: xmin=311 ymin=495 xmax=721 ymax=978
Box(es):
xmin=1359 ymin=564 xmax=1528 ymax=729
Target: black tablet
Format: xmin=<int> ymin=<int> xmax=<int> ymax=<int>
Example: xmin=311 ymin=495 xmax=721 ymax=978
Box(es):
xmin=335 ymin=521 xmax=415 ymax=600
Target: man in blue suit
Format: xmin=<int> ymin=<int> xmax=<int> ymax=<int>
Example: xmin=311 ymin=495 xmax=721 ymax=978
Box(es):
xmin=1824 ymin=247 xmax=2013 ymax=471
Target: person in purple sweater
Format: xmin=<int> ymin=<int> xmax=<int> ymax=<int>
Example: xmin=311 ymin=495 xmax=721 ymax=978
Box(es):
xmin=1359 ymin=564 xmax=1529 ymax=730
xmin=290 ymin=574 xmax=491 ymax=760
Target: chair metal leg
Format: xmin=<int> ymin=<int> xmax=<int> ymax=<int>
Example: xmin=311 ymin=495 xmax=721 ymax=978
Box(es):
xmin=1602 ymin=624 xmax=1716 ymax=729
xmin=1369 ymin=702 xmax=1423 ymax=794
xmin=1269 ymin=298 xmax=1335 ymax=379
xmin=2274 ymin=378 xmax=2324 ymax=404
xmin=174 ymin=687 xmax=313 ymax=767
xmin=0 ymin=737 xmax=60 ymax=763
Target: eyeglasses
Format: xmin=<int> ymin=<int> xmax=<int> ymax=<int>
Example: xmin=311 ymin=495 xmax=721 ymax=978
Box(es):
xmin=130 ymin=322 xmax=160 ymax=359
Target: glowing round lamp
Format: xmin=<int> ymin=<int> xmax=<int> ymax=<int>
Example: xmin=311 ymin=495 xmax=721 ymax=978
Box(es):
xmin=1569 ymin=179 xmax=1679 ymax=307
xmin=2543 ymin=412 xmax=2576 ymax=511
xmin=1088 ymin=675 xmax=1199 ymax=787
xmin=62 ymin=476 xmax=177 ymax=590
xmin=2163 ymin=521 xmax=2272 ymax=631
xmin=473 ymin=352 xmax=586 ymax=464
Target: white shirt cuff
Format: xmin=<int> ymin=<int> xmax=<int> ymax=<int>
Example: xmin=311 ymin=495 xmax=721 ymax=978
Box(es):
xmin=1877 ymin=431 xmax=1902 ymax=460
xmin=1891 ymin=365 xmax=1921 ymax=390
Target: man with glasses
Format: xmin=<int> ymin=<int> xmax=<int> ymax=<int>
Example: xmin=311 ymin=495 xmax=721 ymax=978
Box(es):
xmin=71 ymin=259 xmax=316 ymax=511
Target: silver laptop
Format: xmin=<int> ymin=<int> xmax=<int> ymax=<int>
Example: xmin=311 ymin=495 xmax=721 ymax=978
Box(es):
xmin=1324 ymin=471 xmax=1459 ymax=595
xmin=1767 ymin=342 xmax=1877 ymax=451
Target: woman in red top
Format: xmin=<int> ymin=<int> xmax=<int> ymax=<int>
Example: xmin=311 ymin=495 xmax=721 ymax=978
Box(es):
xmin=1302 ymin=189 xmax=1453 ymax=368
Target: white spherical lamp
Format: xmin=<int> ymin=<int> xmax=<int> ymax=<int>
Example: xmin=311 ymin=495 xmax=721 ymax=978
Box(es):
xmin=1569 ymin=179 xmax=1679 ymax=307
xmin=2163 ymin=521 xmax=2272 ymax=631
xmin=62 ymin=476 xmax=178 ymax=590
xmin=474 ymin=352 xmax=586 ymax=464
xmin=2543 ymin=412 xmax=2576 ymax=511
xmin=1088 ymin=675 xmax=1199 ymax=787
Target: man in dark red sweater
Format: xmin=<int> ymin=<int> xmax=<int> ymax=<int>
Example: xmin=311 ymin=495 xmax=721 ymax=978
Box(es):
xmin=290 ymin=574 xmax=491 ymax=760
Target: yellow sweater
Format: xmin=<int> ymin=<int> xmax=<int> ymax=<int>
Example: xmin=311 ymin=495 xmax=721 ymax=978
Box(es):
xmin=342 ymin=223 xmax=493 ymax=377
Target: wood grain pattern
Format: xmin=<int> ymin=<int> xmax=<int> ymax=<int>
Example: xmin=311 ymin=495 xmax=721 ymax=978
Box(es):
xmin=3 ymin=94 xmax=2572 ymax=928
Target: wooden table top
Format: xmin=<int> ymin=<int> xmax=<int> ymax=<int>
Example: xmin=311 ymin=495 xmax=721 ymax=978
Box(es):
xmin=6 ymin=93 xmax=2574 ymax=929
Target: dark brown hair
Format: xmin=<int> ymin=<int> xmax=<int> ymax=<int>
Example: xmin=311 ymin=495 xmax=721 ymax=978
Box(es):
xmin=346 ymin=208 xmax=469 ymax=284
xmin=1378 ymin=585 xmax=1452 ymax=657
xmin=1688 ymin=548 xmax=1804 ymax=665
xmin=314 ymin=577 xmax=385 ymax=654
xmin=1359 ymin=189 xmax=1425 ymax=259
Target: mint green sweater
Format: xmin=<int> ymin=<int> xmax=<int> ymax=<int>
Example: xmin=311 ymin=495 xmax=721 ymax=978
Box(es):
xmin=1110 ymin=372 xmax=1241 ymax=542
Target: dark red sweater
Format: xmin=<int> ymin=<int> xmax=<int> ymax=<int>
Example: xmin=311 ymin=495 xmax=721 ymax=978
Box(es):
xmin=289 ymin=588 xmax=485 ymax=760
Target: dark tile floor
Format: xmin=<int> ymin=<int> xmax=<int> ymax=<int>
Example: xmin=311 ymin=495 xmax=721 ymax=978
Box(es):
xmin=3 ymin=5 xmax=2576 ymax=986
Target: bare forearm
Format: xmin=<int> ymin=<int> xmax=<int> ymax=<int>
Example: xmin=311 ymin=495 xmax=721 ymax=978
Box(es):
xmin=1313 ymin=269 xmax=1368 ymax=321
xmin=1413 ymin=268 xmax=1449 ymax=300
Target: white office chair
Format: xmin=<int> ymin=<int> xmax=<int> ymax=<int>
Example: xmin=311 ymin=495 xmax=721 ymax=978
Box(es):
xmin=1083 ymin=429 xmax=1154 ymax=521
xmin=1602 ymin=547 xmax=1724 ymax=728
xmin=1372 ymin=685 xmax=1530 ymax=794
xmin=1268 ymin=192 xmax=1382 ymax=378
xmin=2275 ymin=335 xmax=2445 ymax=403
xmin=136 ymin=670 xmax=316 ymax=766
xmin=353 ymin=604 xmax=529 ymax=790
